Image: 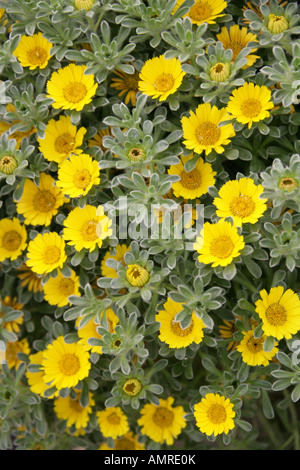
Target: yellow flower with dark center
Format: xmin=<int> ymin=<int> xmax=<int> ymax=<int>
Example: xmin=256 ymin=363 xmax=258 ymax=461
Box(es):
xmin=138 ymin=55 xmax=186 ymax=102
xmin=96 ymin=406 xmax=130 ymax=439
xmin=172 ymin=0 xmax=227 ymax=25
xmin=26 ymin=232 xmax=66 ymax=275
xmin=110 ymin=66 xmax=140 ymax=106
xmin=63 ymin=204 xmax=112 ymax=252
xmin=43 ymin=269 xmax=81 ymax=307
xmin=76 ymin=308 xmax=119 ymax=354
xmin=122 ymin=378 xmax=142 ymax=397
xmin=13 ymin=32 xmax=52 ymax=70
xmin=126 ymin=264 xmax=150 ymax=287
xmin=155 ymin=298 xmax=205 ymax=349
xmin=181 ymin=103 xmax=235 ymax=156
xmin=54 ymin=390 xmax=95 ymax=430
xmin=213 ymin=177 xmax=268 ymax=227
xmin=46 ymin=64 xmax=98 ymax=111
xmin=0 ymin=154 xmax=18 ymax=174
xmin=209 ymin=62 xmax=231 ymax=82
xmin=255 ymin=286 xmax=300 ymax=340
xmin=168 ymin=154 xmax=216 ymax=200
xmin=17 ymin=263 xmax=44 ymax=293
xmin=268 ymin=14 xmax=289 ymax=34
xmin=0 ymin=296 xmax=24 ymax=333
xmin=194 ymin=393 xmax=235 ymax=436
xmin=16 ymin=173 xmax=67 ymax=226
xmin=138 ymin=397 xmax=186 ymax=445
xmin=38 ymin=115 xmax=86 ymax=164
xmin=0 ymin=217 xmax=27 ymax=262
xmin=279 ymin=177 xmax=298 ymax=192
xmin=26 ymin=351 xmax=59 ymax=398
xmin=237 ymin=328 xmax=278 ymax=366
xmin=217 ymin=25 xmax=259 ymax=68
xmin=128 ymin=147 xmax=145 ymax=162
xmin=41 ymin=336 xmax=91 ymax=390
xmin=6 ymin=338 xmax=30 ymax=369
xmin=194 ymin=220 xmax=245 ymax=267
xmin=56 ymin=153 xmax=100 ymax=198
xmin=101 ymin=244 xmax=130 ymax=279
xmin=226 ymin=82 xmax=274 ymax=129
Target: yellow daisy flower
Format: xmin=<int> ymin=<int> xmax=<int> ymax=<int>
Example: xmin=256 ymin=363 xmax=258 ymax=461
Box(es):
xmin=0 ymin=217 xmax=27 ymax=262
xmin=17 ymin=263 xmax=44 ymax=293
xmin=56 ymin=153 xmax=100 ymax=198
xmin=213 ymin=177 xmax=268 ymax=227
xmin=267 ymin=14 xmax=289 ymax=34
xmin=13 ymin=32 xmax=52 ymax=70
xmin=101 ymin=244 xmax=130 ymax=279
xmin=16 ymin=173 xmax=67 ymax=227
xmin=63 ymin=204 xmax=112 ymax=252
xmin=226 ymin=82 xmax=274 ymax=129
xmin=217 ymin=25 xmax=259 ymax=68
xmin=110 ymin=66 xmax=140 ymax=106
xmin=122 ymin=378 xmax=143 ymax=397
xmin=194 ymin=393 xmax=235 ymax=436
xmin=126 ymin=264 xmax=150 ymax=287
xmin=194 ymin=220 xmax=245 ymax=267
xmin=237 ymin=328 xmax=278 ymax=366
xmin=6 ymin=338 xmax=30 ymax=370
xmin=99 ymin=432 xmax=146 ymax=450
xmin=172 ymin=0 xmax=227 ymax=25
xmin=46 ymin=64 xmax=98 ymax=112
xmin=168 ymin=154 xmax=216 ymax=200
xmin=41 ymin=336 xmax=91 ymax=390
xmin=26 ymin=351 xmax=59 ymax=398
xmin=209 ymin=62 xmax=231 ymax=82
xmin=76 ymin=308 xmax=119 ymax=354
xmin=138 ymin=397 xmax=187 ymax=446
xmin=155 ymin=298 xmax=205 ymax=349
xmin=96 ymin=406 xmax=130 ymax=439
xmin=0 ymin=296 xmax=24 ymax=334
xmin=255 ymin=286 xmax=300 ymax=340
xmin=138 ymin=55 xmax=186 ymax=102
xmin=0 ymin=154 xmax=18 ymax=176
xmin=37 ymin=115 xmax=87 ymax=165
xmin=54 ymin=390 xmax=95 ymax=430
xmin=26 ymin=232 xmax=66 ymax=275
xmin=43 ymin=269 xmax=81 ymax=308
xmin=181 ymin=103 xmax=235 ymax=156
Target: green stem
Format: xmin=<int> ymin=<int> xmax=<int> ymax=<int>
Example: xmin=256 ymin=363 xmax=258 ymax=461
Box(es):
xmin=289 ymin=401 xmax=300 ymax=450
xmin=233 ymin=272 xmax=257 ymax=294
xmin=258 ymin=412 xmax=281 ymax=449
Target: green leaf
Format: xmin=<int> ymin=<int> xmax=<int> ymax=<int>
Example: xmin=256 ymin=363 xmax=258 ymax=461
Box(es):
xmin=236 ymin=419 xmax=252 ymax=432
xmin=262 ymin=389 xmax=275 ymax=419
xmin=291 ymin=383 xmax=300 ymax=402
xmin=222 ymin=263 xmax=237 ymax=280
xmin=263 ymin=336 xmax=275 ymax=352
xmin=243 ymin=256 xmax=262 ymax=278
